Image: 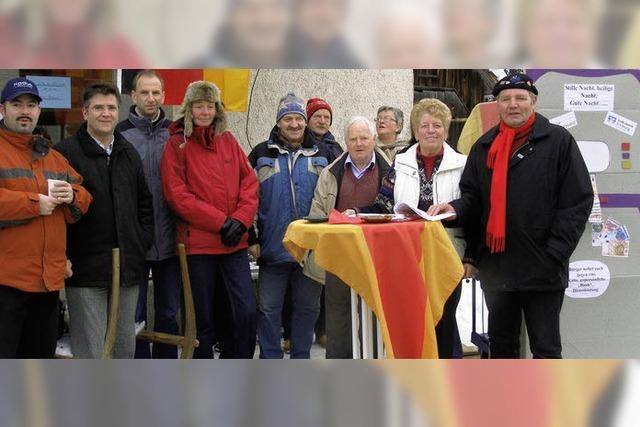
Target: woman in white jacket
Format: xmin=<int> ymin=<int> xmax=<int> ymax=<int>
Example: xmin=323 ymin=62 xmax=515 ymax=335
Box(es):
xmin=354 ymin=98 xmax=477 ymax=358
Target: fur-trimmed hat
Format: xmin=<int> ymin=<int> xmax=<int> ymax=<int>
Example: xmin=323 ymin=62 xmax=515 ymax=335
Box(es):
xmin=492 ymin=73 xmax=538 ymax=97
xmin=276 ymin=92 xmax=306 ymax=122
xmin=306 ymin=98 xmax=332 ymax=125
xmin=178 ymin=80 xmax=227 ymax=137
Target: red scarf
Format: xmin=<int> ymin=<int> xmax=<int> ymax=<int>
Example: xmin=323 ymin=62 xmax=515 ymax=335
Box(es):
xmin=485 ymin=113 xmax=536 ymax=253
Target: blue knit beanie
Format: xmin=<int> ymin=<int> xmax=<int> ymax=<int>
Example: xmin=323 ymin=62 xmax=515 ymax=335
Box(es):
xmin=276 ymin=92 xmax=307 ymax=122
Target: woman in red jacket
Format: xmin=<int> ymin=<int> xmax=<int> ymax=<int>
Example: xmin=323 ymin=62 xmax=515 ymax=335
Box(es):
xmin=161 ymin=81 xmax=259 ymax=358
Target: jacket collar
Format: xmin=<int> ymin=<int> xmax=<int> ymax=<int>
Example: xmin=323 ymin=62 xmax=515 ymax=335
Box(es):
xmin=480 ymin=112 xmax=551 ymax=146
xmin=438 ymin=142 xmax=466 ymax=172
xmin=168 ymin=119 xmax=220 ymax=151
xmin=76 ymin=122 xmax=124 ymax=157
xmin=328 ymin=149 xmax=390 ymax=181
xmin=312 ymin=130 xmax=336 ymax=144
xmin=0 ymin=121 xmax=53 ymax=160
xmin=0 ymin=121 xmax=33 ymax=151
xmin=396 ymin=142 xmax=464 ymax=172
xmin=127 ymin=105 xmax=167 ymax=133
xmin=267 ymin=126 xmax=319 ymax=155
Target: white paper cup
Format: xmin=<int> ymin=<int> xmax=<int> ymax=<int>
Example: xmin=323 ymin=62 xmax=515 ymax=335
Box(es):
xmin=47 ymin=179 xmax=66 ymax=197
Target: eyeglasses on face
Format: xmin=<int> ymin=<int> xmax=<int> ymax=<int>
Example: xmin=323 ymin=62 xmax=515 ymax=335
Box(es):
xmin=375 ymin=116 xmax=397 ymax=124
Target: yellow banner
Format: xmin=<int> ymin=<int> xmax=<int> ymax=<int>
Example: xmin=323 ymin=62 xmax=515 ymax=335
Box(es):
xmin=203 ymin=69 xmax=251 ymax=112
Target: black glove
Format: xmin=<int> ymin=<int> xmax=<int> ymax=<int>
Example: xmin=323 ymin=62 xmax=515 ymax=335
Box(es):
xmin=220 ymin=218 xmax=247 ymax=247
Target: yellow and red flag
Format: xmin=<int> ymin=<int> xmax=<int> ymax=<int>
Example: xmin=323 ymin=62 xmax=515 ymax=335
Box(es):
xmin=156 ymin=69 xmax=250 ymax=111
xmin=283 ymin=220 xmax=464 ymax=358
xmin=457 ymin=101 xmax=500 ymax=155
xmin=381 ymin=360 xmax=621 ymax=427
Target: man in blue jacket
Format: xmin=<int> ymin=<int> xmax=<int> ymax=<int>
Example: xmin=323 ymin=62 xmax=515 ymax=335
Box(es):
xmin=116 ymin=70 xmax=180 ymax=358
xmin=248 ymin=92 xmax=329 ymax=358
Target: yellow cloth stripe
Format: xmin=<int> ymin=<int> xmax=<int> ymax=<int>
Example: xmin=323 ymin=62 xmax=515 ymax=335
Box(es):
xmin=419 ymin=223 xmax=464 ymax=357
xmin=283 ymin=221 xmax=394 ymax=357
xmin=203 ymin=69 xmax=250 ymax=112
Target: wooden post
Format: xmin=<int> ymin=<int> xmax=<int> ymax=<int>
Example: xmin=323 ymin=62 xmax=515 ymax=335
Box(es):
xmin=136 ymin=243 xmax=199 ymax=358
xmin=178 ymin=243 xmax=197 ymax=359
xmin=101 ymin=248 xmax=120 ymax=359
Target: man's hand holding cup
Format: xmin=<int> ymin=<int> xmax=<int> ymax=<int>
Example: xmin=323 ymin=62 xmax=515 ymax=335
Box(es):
xmin=47 ymin=179 xmax=74 ymax=204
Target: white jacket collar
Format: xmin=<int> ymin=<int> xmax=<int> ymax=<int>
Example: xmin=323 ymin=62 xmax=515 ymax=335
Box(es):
xmin=395 ymin=142 xmax=466 ymax=172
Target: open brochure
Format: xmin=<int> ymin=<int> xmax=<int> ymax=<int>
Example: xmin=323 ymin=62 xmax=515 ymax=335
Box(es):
xmin=393 ymin=202 xmax=456 ymax=221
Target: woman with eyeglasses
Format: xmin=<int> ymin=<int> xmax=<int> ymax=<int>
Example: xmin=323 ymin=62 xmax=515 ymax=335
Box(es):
xmin=374 ymin=106 xmax=409 ymax=163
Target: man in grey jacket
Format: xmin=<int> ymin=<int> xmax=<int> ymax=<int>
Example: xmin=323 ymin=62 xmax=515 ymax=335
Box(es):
xmin=117 ymin=70 xmax=180 ymax=358
xmin=308 ymin=116 xmax=390 ymax=358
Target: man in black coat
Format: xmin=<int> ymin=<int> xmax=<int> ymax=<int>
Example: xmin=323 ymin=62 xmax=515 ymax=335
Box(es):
xmin=55 ymin=82 xmax=154 ymax=358
xmin=428 ymin=73 xmax=593 ymax=358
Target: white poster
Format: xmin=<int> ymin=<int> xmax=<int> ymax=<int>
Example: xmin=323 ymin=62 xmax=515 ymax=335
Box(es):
xmin=564 ymin=83 xmax=614 ymax=111
xmin=566 ymin=260 xmax=610 ymax=299
xmin=604 ymin=111 xmax=637 ymax=136
xmin=588 ymin=174 xmax=602 ymax=223
xmin=577 ymin=140 xmax=610 ymax=173
xmin=550 ymin=111 xmax=578 ymax=129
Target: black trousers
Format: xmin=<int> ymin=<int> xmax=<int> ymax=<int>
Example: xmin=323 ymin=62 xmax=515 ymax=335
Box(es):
xmin=435 ymin=283 xmax=463 ymax=359
xmin=484 ymin=289 xmax=565 ymax=359
xmin=0 ymin=285 xmax=59 ymax=358
xmin=325 ymin=273 xmax=353 ymax=359
xmin=187 ymin=252 xmax=257 ymax=359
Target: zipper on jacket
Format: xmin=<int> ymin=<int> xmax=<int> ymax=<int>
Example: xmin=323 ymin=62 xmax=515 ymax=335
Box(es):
xmin=286 ymin=152 xmax=298 ymax=216
xmin=510 ymin=134 xmax=535 ymax=167
xmin=109 ymin=151 xmax=123 ymax=284
xmin=34 ymin=161 xmax=48 ymax=289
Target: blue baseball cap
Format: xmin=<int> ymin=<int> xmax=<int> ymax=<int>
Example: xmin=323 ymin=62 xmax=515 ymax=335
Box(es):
xmin=1 ymin=77 xmax=42 ymax=103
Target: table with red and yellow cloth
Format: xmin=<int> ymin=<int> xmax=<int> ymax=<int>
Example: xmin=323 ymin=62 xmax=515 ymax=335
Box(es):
xmin=282 ymin=219 xmax=464 ymax=359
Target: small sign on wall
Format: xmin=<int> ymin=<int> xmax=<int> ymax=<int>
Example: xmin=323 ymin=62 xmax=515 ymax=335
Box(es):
xmin=604 ymin=111 xmax=637 ymax=137
xmin=564 ymin=83 xmax=614 ymax=111
xmin=26 ymin=75 xmax=71 ymax=109
xmin=566 ymin=260 xmax=610 ymax=298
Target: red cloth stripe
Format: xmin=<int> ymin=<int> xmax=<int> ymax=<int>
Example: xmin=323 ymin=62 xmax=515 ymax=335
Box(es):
xmin=361 ymin=221 xmax=427 ymax=358
xmin=156 ymin=69 xmax=203 ymax=105
xmin=448 ymin=361 xmax=552 ymax=427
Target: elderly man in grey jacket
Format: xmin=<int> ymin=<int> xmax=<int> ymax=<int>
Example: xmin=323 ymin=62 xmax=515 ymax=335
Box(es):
xmin=307 ymin=116 xmax=390 ymax=358
xmin=116 ymin=70 xmax=180 ymax=358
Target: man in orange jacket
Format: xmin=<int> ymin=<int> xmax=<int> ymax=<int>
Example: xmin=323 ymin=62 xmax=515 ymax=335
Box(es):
xmin=0 ymin=77 xmax=92 ymax=358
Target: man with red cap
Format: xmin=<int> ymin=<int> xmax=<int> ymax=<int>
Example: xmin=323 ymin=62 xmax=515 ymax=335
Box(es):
xmin=306 ymin=97 xmax=343 ymax=163
xmin=302 ymin=97 xmax=344 ymax=347
xmin=428 ymin=72 xmax=593 ymax=359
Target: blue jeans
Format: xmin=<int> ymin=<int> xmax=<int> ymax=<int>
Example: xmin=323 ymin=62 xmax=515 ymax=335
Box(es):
xmin=135 ymin=257 xmax=182 ymax=358
xmin=187 ymin=251 xmax=257 ymax=358
xmin=257 ymin=263 xmax=322 ymax=359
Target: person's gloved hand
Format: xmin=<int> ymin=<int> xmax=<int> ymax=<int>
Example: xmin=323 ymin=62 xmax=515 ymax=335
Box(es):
xmin=220 ymin=218 xmax=247 ymax=247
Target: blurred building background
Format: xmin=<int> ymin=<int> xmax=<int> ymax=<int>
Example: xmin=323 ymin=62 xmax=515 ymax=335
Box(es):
xmin=1 ymin=0 xmax=639 ymax=68
xmin=0 ymin=69 xmax=501 ymax=155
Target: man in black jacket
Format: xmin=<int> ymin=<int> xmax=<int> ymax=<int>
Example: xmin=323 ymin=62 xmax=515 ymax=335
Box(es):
xmin=428 ymin=73 xmax=593 ymax=358
xmin=305 ymin=97 xmax=343 ymax=163
xmin=55 ymin=82 xmax=154 ymax=358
